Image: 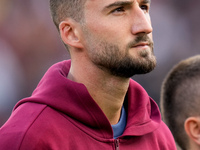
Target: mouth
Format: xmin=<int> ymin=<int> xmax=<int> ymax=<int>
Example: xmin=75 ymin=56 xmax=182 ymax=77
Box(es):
xmin=132 ymin=42 xmax=150 ymax=48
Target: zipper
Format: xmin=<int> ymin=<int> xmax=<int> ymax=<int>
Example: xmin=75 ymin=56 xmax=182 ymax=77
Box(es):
xmin=114 ymin=139 xmax=119 ymax=150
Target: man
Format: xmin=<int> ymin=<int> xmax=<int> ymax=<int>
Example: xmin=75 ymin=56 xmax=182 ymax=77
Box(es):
xmin=0 ymin=0 xmax=176 ymax=149
xmin=161 ymin=55 xmax=200 ymax=150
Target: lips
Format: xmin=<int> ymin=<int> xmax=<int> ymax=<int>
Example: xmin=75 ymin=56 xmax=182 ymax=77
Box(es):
xmin=132 ymin=42 xmax=150 ymax=48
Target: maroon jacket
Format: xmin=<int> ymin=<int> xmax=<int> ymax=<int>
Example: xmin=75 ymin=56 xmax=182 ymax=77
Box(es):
xmin=0 ymin=60 xmax=176 ymax=150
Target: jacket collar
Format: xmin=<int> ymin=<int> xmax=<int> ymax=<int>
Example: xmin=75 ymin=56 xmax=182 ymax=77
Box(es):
xmin=14 ymin=60 xmax=161 ymax=139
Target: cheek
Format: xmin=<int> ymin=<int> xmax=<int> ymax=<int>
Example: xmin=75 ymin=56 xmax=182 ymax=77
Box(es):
xmin=83 ymin=19 xmax=131 ymax=50
xmin=86 ymin=17 xmax=126 ymax=38
xmin=149 ymin=33 xmax=153 ymax=42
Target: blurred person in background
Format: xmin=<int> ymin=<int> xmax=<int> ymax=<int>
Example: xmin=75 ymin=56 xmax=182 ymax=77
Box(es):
xmin=0 ymin=38 xmax=24 ymax=126
xmin=0 ymin=0 xmax=176 ymax=149
xmin=0 ymin=0 xmax=68 ymax=126
xmin=0 ymin=0 xmax=25 ymax=126
xmin=161 ymin=55 xmax=200 ymax=150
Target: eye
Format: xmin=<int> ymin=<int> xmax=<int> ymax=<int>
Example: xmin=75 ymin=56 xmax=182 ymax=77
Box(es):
xmin=111 ymin=6 xmax=125 ymax=14
xmin=140 ymin=5 xmax=149 ymax=13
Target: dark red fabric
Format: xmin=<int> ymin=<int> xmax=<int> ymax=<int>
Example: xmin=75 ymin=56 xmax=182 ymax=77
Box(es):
xmin=0 ymin=60 xmax=176 ymax=150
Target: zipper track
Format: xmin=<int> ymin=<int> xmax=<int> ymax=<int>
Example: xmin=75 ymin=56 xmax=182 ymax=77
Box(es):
xmin=114 ymin=139 xmax=119 ymax=150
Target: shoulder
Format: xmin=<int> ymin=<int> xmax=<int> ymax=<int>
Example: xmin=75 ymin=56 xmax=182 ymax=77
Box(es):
xmin=0 ymin=102 xmax=74 ymax=150
xmin=0 ymin=102 xmax=47 ymax=150
xmin=154 ymin=121 xmax=177 ymax=149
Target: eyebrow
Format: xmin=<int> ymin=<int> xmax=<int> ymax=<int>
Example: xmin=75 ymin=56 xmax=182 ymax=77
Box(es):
xmin=141 ymin=0 xmax=151 ymax=4
xmin=103 ymin=1 xmax=134 ymax=10
xmin=103 ymin=0 xmax=151 ymax=12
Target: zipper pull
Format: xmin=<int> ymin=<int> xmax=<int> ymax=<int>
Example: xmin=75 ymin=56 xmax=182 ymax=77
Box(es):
xmin=115 ymin=139 xmax=119 ymax=150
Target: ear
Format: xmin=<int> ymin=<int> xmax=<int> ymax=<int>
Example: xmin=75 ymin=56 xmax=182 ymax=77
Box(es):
xmin=184 ymin=117 xmax=200 ymax=145
xmin=59 ymin=19 xmax=84 ymax=49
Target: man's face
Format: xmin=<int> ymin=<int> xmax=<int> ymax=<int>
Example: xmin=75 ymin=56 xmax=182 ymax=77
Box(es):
xmin=80 ymin=0 xmax=156 ymax=78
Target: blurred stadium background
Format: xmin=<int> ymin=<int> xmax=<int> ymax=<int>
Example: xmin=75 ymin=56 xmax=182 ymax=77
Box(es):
xmin=0 ymin=0 xmax=199 ymax=128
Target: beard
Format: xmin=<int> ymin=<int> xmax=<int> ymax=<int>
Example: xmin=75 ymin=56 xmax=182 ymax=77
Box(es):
xmin=83 ymin=29 xmax=156 ymax=78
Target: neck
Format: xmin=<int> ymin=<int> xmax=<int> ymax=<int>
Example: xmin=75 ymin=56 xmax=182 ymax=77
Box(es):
xmin=90 ymin=77 xmax=129 ymax=125
xmin=187 ymin=142 xmax=200 ymax=150
xmin=68 ymin=59 xmax=130 ymax=125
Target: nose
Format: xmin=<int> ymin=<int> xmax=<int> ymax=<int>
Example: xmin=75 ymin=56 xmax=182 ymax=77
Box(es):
xmin=131 ymin=6 xmax=153 ymax=35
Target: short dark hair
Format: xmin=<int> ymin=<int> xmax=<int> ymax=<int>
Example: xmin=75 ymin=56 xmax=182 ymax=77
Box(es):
xmin=160 ymin=55 xmax=200 ymax=150
xmin=49 ymin=0 xmax=86 ymax=30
